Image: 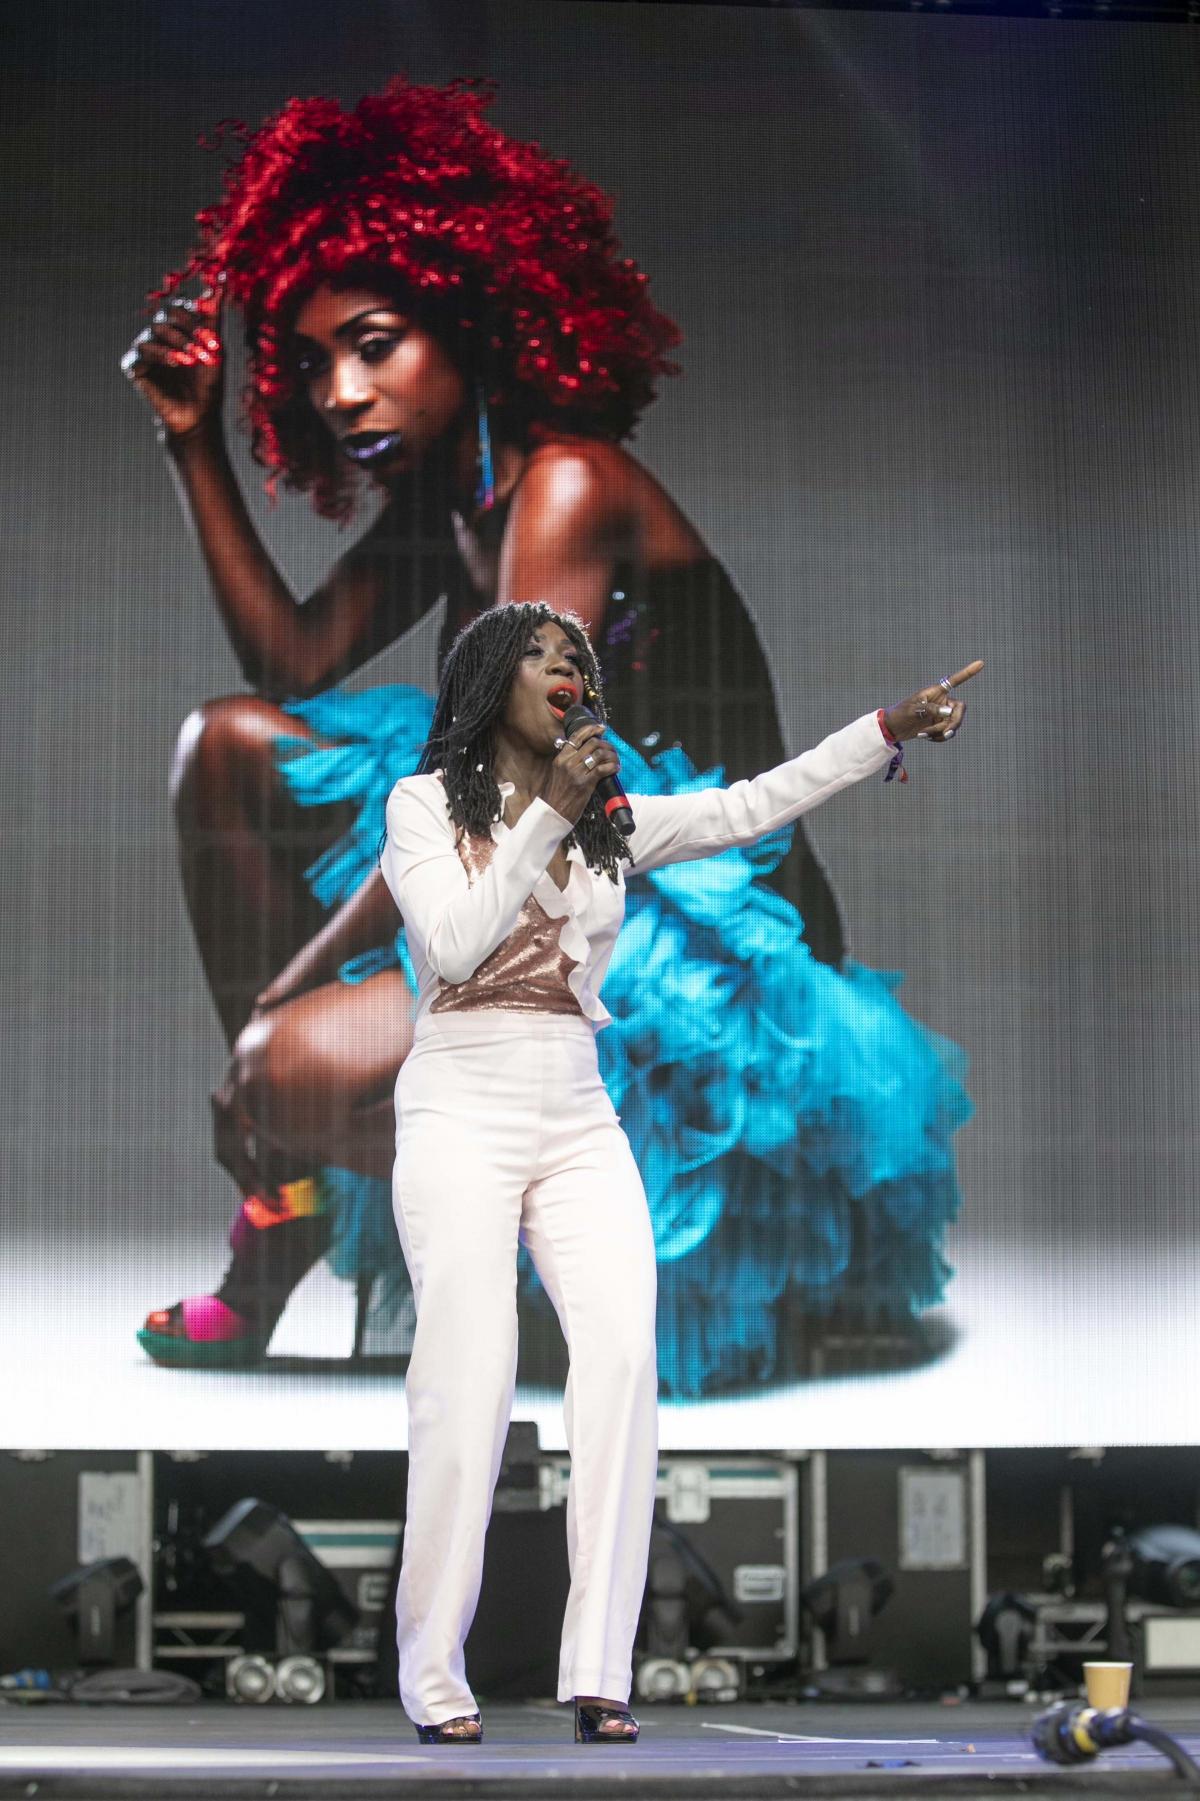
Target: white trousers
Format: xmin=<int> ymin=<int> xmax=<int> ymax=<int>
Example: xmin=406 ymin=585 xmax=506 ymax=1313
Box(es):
xmin=390 ymin=1013 xmax=659 ymax=1726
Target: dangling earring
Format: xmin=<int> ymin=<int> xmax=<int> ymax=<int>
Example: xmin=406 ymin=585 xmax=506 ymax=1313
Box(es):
xmin=474 ymin=381 xmax=496 ymax=514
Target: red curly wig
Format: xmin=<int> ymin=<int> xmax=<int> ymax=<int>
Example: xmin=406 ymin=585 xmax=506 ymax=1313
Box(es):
xmin=156 ymin=77 xmax=681 ymax=519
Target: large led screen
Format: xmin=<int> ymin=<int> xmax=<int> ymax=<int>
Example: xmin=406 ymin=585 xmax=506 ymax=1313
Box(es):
xmin=3 ymin=0 xmax=1198 ymax=1450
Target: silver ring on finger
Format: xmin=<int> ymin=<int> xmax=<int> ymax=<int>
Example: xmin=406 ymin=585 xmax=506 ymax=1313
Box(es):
xmin=938 ymin=703 xmax=954 ymax=717
xmin=554 ymin=736 xmax=566 ymax=750
xmin=939 ymin=676 xmax=953 ymax=693
xmin=583 ymin=753 xmax=596 ymax=769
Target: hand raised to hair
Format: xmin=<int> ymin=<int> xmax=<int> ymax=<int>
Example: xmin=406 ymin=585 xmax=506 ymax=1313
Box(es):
xmin=542 ymin=721 xmax=622 ymax=825
xmin=120 ymin=289 xmax=224 ymax=445
xmin=884 ymin=660 xmax=984 ymax=745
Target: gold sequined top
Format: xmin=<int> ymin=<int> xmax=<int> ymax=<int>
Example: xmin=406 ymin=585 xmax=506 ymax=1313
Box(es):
xmin=430 ymin=830 xmax=584 ymax=1016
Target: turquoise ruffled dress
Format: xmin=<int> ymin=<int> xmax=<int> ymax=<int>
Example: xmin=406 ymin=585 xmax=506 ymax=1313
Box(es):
xmin=276 ymin=571 xmax=971 ymax=1396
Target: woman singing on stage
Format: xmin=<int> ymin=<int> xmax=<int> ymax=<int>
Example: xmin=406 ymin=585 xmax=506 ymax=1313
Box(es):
xmin=123 ymin=76 xmax=974 ymax=1398
xmin=379 ymin=603 xmax=977 ymax=1740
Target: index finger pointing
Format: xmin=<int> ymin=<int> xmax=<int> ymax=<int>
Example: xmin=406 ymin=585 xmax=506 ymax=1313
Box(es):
xmin=947 ymin=659 xmax=984 ymax=689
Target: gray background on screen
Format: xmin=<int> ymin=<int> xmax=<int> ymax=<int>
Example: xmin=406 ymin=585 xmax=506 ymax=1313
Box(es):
xmin=3 ymin=1 xmax=1199 ymax=1382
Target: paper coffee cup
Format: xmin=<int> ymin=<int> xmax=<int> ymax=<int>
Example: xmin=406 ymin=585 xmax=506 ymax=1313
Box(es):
xmin=1083 ymin=1661 xmax=1132 ymax=1710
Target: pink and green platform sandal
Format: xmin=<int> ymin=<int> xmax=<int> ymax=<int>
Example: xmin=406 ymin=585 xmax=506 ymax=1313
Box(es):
xmin=138 ymin=1178 xmax=330 ymax=1368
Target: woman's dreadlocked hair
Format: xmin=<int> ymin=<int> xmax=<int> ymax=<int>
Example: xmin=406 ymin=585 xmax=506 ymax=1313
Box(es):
xmin=416 ymin=603 xmax=629 ymax=881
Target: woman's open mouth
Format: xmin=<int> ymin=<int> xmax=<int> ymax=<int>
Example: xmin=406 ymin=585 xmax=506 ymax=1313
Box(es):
xmin=547 ymin=687 xmax=579 ymax=720
xmin=340 ymin=431 xmax=404 ymax=466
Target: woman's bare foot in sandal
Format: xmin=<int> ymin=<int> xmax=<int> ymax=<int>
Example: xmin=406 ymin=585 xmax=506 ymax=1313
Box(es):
xmin=574 ymin=1696 xmax=639 ymax=1742
xmin=415 ymin=1712 xmax=482 ymax=1744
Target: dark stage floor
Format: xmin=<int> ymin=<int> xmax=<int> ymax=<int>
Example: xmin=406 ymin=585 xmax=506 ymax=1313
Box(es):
xmin=2 ymin=1699 xmax=1200 ymax=1798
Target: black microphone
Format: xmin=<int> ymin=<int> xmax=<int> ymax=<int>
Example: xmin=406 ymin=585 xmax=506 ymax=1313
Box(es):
xmin=560 ymin=702 xmax=635 ymax=836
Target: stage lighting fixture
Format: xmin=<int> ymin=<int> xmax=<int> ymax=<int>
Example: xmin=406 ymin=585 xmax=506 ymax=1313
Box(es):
xmin=1127 ymin=1526 xmax=1200 ymax=1610
xmin=48 ymin=1557 xmax=143 ymax=1666
xmin=1042 ymin=1552 xmax=1076 ymax=1599
xmin=203 ymin=1499 xmax=357 ymax=1655
xmin=636 ymin=1522 xmax=745 ymax=1702
xmin=976 ymin=1593 xmax=1036 ymax=1683
xmin=801 ymin=1557 xmax=898 ymax=1699
xmin=640 ymin=1519 xmax=742 ymax=1663
xmin=642 ymin=1535 xmax=689 ymax=1662
xmin=225 ymin=1654 xmax=276 ymax=1704
xmin=275 ymin=1653 xmax=326 ymax=1704
xmin=634 ymin=1656 xmax=692 ymax=1702
xmin=689 ymin=1655 xmax=741 ymax=1702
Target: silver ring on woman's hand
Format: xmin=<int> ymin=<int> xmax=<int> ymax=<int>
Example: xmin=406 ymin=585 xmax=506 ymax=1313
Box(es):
xmin=939 ymin=676 xmax=954 ymax=693
xmin=938 ymin=703 xmax=954 ymax=717
xmin=554 ymin=736 xmax=566 ymax=750
xmin=583 ymin=753 xmax=596 ymax=769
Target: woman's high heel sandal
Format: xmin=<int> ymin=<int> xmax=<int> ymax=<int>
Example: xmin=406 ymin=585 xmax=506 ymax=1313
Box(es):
xmin=416 ymin=1713 xmax=482 ymax=1745
xmin=574 ymin=1702 xmax=639 ymax=1744
xmin=137 ymin=1180 xmax=329 ymax=1368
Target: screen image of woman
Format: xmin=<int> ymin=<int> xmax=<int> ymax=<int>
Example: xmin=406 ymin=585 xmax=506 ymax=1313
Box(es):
xmin=122 ymin=76 xmax=973 ymax=1401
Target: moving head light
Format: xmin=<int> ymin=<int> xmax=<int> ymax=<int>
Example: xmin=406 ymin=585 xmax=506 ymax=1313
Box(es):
xmin=203 ymin=1499 xmax=356 ymax=1655
xmin=1126 ymin=1526 xmax=1200 ymax=1610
